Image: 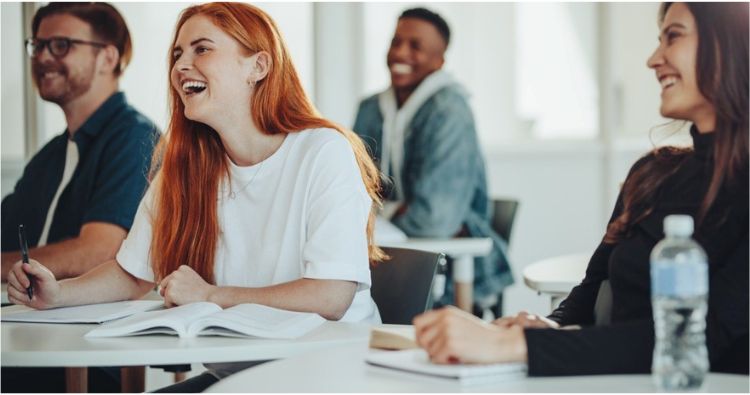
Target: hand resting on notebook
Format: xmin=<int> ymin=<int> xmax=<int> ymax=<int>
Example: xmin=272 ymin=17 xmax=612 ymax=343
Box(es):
xmin=413 ymin=306 xmax=528 ymax=365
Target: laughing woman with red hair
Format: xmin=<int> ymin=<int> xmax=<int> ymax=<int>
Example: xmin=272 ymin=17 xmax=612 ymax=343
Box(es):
xmin=7 ymin=2 xmax=384 ymax=391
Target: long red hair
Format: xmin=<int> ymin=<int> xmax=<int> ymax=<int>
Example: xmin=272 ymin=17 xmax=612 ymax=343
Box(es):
xmin=150 ymin=2 xmax=383 ymax=283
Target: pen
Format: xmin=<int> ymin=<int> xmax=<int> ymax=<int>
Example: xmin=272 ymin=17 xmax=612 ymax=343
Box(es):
xmin=18 ymin=224 xmax=33 ymax=300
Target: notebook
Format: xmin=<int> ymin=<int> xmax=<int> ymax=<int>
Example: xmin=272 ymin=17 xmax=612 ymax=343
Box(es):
xmin=1 ymin=300 xmax=164 ymax=323
xmin=365 ymin=349 xmax=527 ymax=385
xmin=84 ymin=302 xmax=326 ymax=339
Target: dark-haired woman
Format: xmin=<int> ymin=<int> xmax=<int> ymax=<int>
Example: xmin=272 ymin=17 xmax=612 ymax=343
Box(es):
xmin=413 ymin=2 xmax=748 ymax=376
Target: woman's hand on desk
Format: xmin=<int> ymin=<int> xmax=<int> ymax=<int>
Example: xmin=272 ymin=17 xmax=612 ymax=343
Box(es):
xmin=159 ymin=265 xmax=217 ymax=307
xmin=413 ymin=306 xmax=528 ymax=365
xmin=493 ymin=311 xmax=560 ymax=329
xmin=6 ymin=259 xmax=61 ymax=309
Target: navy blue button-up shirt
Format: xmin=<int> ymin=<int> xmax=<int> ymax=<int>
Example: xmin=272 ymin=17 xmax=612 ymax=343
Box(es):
xmin=2 ymin=92 xmax=159 ymax=250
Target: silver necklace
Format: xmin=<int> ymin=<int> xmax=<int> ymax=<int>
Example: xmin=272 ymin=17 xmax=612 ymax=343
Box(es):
xmin=228 ymin=159 xmax=265 ymax=199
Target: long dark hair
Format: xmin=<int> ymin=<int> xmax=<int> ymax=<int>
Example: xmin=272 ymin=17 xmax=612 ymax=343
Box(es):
xmin=605 ymin=2 xmax=749 ymax=243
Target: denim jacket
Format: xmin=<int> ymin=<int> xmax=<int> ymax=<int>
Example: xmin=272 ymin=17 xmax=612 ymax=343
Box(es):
xmin=353 ymin=82 xmax=513 ymax=305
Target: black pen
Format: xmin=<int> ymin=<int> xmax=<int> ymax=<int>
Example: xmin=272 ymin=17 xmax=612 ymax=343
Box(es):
xmin=18 ymin=224 xmax=33 ymax=300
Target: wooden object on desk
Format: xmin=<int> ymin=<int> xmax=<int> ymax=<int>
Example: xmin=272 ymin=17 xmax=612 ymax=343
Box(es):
xmin=369 ymin=325 xmax=417 ymax=350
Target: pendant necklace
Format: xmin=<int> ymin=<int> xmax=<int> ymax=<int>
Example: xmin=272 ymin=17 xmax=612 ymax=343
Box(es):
xmin=228 ymin=159 xmax=265 ymax=199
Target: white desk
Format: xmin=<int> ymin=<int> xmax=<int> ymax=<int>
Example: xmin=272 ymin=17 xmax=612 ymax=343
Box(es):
xmin=523 ymin=253 xmax=589 ymax=309
xmin=207 ymin=342 xmax=749 ymax=393
xmin=381 ymin=238 xmax=493 ymax=312
xmin=1 ymin=320 xmax=370 ymax=392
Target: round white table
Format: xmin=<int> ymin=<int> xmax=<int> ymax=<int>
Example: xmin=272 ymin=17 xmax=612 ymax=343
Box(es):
xmin=523 ymin=253 xmax=589 ymax=308
xmin=207 ymin=343 xmax=749 ymax=393
xmin=1 ymin=319 xmax=370 ymax=392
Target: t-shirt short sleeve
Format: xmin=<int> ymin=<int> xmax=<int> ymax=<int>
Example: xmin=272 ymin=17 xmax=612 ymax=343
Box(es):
xmin=301 ymin=133 xmax=373 ymax=290
xmin=115 ymin=185 xmax=157 ymax=282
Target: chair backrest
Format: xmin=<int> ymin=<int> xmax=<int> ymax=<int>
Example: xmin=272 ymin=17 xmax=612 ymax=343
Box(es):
xmin=594 ymin=279 xmax=613 ymax=326
xmin=370 ymin=247 xmax=445 ymax=325
xmin=491 ymin=199 xmax=520 ymax=243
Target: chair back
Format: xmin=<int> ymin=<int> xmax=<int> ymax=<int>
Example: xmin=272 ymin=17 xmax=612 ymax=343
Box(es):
xmin=491 ymin=199 xmax=519 ymax=243
xmin=370 ymin=247 xmax=445 ymax=324
xmin=594 ymin=280 xmax=613 ymax=326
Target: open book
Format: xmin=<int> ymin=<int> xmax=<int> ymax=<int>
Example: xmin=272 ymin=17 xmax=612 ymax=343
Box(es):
xmin=1 ymin=300 xmax=163 ymax=323
xmin=85 ymin=302 xmax=325 ymax=339
xmin=365 ymin=349 xmax=527 ymax=385
xmin=369 ymin=325 xmax=417 ymax=350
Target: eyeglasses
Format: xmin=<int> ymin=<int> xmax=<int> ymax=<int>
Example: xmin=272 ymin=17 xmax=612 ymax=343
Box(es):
xmin=25 ymin=36 xmax=107 ymax=58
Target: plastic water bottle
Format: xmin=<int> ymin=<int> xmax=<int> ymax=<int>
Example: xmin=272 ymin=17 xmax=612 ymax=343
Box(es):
xmin=650 ymin=215 xmax=709 ymax=391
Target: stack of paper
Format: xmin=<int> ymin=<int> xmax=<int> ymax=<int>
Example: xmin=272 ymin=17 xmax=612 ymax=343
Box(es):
xmin=1 ymin=300 xmax=164 ymax=323
xmin=365 ymin=349 xmax=527 ymax=385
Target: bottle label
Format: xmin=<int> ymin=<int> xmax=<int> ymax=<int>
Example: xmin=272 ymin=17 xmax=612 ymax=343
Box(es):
xmin=651 ymin=260 xmax=708 ymax=297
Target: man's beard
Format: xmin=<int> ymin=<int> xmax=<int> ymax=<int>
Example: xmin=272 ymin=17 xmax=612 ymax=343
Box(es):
xmin=32 ymin=59 xmax=95 ymax=106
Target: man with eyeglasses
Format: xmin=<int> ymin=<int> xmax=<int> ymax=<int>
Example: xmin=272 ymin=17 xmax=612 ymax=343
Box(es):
xmin=2 ymin=4 xmax=157 ymax=390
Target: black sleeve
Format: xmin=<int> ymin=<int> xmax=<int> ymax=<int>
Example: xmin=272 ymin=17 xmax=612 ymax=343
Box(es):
xmin=705 ymin=231 xmax=749 ymax=374
xmin=526 ymin=229 xmax=748 ymax=376
xmin=525 ymin=320 xmax=654 ymax=376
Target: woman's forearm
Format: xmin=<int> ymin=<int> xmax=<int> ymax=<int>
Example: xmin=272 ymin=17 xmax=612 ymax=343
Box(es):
xmin=208 ymin=278 xmax=357 ymax=320
xmin=58 ymin=259 xmax=154 ymax=307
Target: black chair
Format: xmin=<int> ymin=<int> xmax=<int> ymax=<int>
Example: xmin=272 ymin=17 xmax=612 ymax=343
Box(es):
xmin=474 ymin=198 xmax=520 ymax=319
xmin=491 ymin=199 xmax=519 ymax=243
xmin=594 ymin=280 xmax=612 ymax=326
xmin=371 ymin=247 xmax=445 ymax=324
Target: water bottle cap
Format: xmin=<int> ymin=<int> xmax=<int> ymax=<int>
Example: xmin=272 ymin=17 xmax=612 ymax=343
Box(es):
xmin=663 ymin=215 xmax=694 ymax=237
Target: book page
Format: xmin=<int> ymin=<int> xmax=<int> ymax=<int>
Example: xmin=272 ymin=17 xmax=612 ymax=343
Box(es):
xmin=1 ymin=300 xmax=163 ymax=323
xmin=188 ymin=303 xmax=325 ymax=339
xmin=85 ymin=302 xmax=221 ymax=338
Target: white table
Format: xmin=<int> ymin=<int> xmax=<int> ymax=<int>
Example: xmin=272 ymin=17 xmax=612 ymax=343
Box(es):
xmin=381 ymin=238 xmax=493 ymax=312
xmin=207 ymin=342 xmax=749 ymax=393
xmin=523 ymin=253 xmax=589 ymax=309
xmin=1 ymin=320 xmax=370 ymax=392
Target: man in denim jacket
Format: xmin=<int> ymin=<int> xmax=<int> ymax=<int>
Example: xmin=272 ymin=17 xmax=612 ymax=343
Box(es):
xmin=353 ymin=7 xmax=512 ymax=312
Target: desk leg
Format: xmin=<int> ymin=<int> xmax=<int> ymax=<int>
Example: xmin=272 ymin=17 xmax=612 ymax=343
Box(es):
xmin=65 ymin=367 xmax=87 ymax=393
xmin=121 ymin=366 xmax=146 ymax=392
xmin=453 ymin=255 xmax=474 ymax=312
xmin=550 ymin=295 xmax=566 ymax=312
xmin=174 ymin=371 xmax=188 ymax=383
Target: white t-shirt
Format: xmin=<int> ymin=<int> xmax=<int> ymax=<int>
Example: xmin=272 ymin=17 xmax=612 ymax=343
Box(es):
xmin=117 ymin=129 xmax=380 ymax=324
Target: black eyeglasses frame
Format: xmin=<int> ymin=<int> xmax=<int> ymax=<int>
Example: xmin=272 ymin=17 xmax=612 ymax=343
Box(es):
xmin=25 ymin=36 xmax=107 ymax=58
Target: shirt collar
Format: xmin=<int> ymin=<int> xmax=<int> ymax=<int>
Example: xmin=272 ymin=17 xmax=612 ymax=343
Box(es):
xmin=73 ymin=92 xmax=127 ymax=142
xmin=690 ymin=124 xmax=714 ymax=160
